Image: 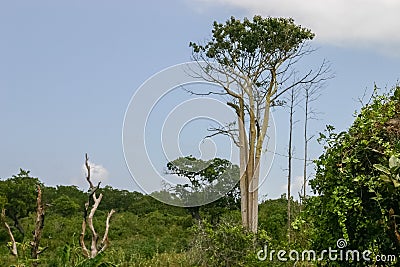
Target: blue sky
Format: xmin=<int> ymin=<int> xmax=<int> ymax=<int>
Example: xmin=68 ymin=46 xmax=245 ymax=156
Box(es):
xmin=1 ymin=0 xmax=399 ymax=199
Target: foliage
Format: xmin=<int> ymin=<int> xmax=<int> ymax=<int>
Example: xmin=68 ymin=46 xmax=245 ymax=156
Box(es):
xmin=306 ymin=85 xmax=400 ymax=266
xmin=0 ymin=169 xmax=41 ymax=237
xmin=166 ymin=156 xmax=240 ymax=222
xmin=190 ymin=16 xmax=314 ymax=73
xmin=96 ymin=186 xmax=143 ymax=213
xmin=166 ymin=157 xmax=240 ymax=202
xmin=51 ymin=196 xmax=80 ymax=217
xmin=259 ymin=194 xmax=302 ymax=245
xmin=186 ymin=197 xmax=309 ymax=267
xmin=0 ymin=170 xmax=312 ymax=266
xmin=189 ymin=221 xmax=270 ymax=266
xmin=374 ymin=155 xmax=400 ymax=188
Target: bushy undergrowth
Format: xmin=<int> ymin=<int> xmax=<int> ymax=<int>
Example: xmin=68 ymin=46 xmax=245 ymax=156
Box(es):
xmin=0 ymin=193 xmax=305 ymax=266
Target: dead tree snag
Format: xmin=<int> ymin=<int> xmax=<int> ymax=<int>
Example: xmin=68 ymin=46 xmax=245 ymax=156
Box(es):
xmin=80 ymin=153 xmax=115 ymax=258
xmin=31 ymin=185 xmax=48 ymax=266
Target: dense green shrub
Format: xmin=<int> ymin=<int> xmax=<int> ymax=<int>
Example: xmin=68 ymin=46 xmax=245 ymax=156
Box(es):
xmin=305 ymin=86 xmax=400 ymax=266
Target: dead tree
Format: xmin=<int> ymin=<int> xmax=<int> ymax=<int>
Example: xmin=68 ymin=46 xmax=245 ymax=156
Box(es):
xmin=30 ymin=185 xmax=48 ymax=266
xmin=286 ymin=87 xmax=300 ymax=244
xmin=80 ymin=153 xmax=115 ymax=258
xmin=302 ymin=84 xmax=322 ymax=200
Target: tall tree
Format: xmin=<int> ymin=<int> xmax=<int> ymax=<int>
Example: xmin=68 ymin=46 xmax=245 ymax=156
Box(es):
xmin=190 ymin=16 xmax=329 ymax=232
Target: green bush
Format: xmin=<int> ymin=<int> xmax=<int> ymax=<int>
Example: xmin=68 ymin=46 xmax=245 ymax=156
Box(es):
xmin=188 ymin=221 xmax=271 ymax=266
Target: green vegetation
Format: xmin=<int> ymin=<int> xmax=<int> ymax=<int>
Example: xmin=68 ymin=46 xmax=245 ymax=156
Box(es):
xmin=1 ymin=13 xmax=399 ymax=266
xmin=3 ymin=85 xmax=400 ymax=267
xmin=0 ymin=170 xmax=300 ymax=266
xmin=303 ymin=85 xmax=400 ymax=266
xmin=2 ymin=70 xmax=400 ymax=267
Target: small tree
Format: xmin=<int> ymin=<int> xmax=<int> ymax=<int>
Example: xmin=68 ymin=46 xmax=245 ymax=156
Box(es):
xmin=190 ymin=15 xmax=329 ymax=232
xmin=166 ymin=156 xmax=240 ymax=222
xmin=0 ymin=169 xmax=41 ymax=237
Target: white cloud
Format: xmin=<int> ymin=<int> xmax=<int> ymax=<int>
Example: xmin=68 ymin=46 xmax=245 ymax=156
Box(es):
xmin=193 ymin=0 xmax=400 ymax=56
xmin=70 ymin=161 xmax=110 ymax=190
xmin=84 ymin=161 xmax=109 ymax=183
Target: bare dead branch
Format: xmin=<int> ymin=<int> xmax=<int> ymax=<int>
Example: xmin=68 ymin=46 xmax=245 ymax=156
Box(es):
xmin=85 ymin=153 xmax=94 ymax=189
xmin=205 ymin=123 xmax=241 ymax=147
xmin=181 ymin=85 xmax=226 ymax=96
xmin=99 ymin=209 xmax=116 ymax=254
xmin=271 ymin=59 xmax=332 ymax=102
xmin=80 ymin=215 xmax=90 ymax=258
xmin=88 ymin=193 xmax=102 ymax=258
xmin=1 ymin=208 xmax=17 ymax=257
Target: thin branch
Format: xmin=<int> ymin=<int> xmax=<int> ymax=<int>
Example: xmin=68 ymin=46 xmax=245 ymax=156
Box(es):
xmin=85 ymin=153 xmax=94 ymax=189
xmin=266 ymin=150 xmax=315 ymax=162
xmin=271 ymin=59 xmax=332 ymax=102
xmin=205 ymin=125 xmax=241 ymax=147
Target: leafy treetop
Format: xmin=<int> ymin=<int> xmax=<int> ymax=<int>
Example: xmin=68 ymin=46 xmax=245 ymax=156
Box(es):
xmin=190 ymin=16 xmax=315 ymax=86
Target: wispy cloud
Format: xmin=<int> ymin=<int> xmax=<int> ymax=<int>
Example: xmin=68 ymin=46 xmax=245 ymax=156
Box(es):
xmin=193 ymin=0 xmax=400 ymax=56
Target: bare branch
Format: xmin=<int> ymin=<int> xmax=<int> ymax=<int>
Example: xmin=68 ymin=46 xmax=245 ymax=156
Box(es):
xmin=1 ymin=208 xmax=17 ymax=257
xmin=80 ymin=215 xmax=90 ymax=258
xmin=205 ymin=124 xmax=241 ymax=147
xmin=85 ymin=153 xmax=94 ymax=189
xmin=271 ymin=59 xmax=332 ymax=102
xmin=99 ymin=209 xmax=116 ymax=254
xmin=88 ymin=193 xmax=103 ymax=258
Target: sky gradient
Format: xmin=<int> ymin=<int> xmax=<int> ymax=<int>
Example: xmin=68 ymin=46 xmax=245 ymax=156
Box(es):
xmin=1 ymin=0 xmax=399 ymax=199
